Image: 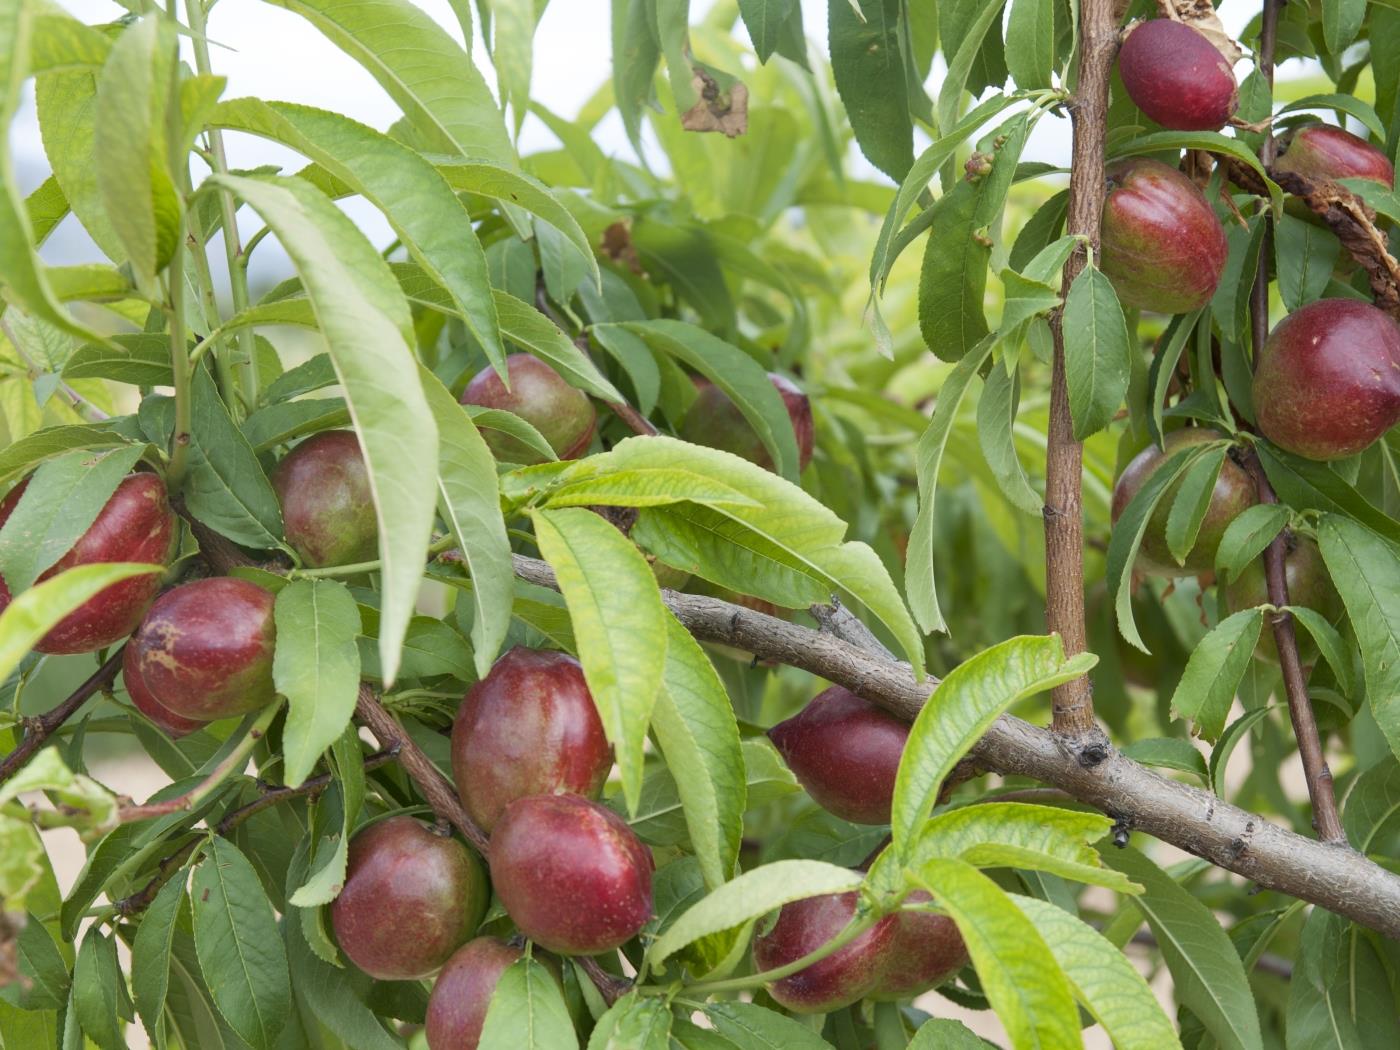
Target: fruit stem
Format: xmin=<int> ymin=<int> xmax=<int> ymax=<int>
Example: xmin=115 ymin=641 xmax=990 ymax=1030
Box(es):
xmin=1241 ymin=0 xmax=1347 ymax=847
xmin=185 ymin=0 xmax=261 ymax=411
xmin=117 ymin=703 xmax=282 ymax=824
xmin=1043 ymin=0 xmax=1119 ymax=738
xmin=645 ymin=913 xmax=878 ymax=997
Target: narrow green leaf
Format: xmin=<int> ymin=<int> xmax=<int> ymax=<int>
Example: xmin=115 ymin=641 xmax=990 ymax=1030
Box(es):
xmin=132 ymin=873 xmax=185 ymax=1042
xmin=1165 ymin=447 xmax=1226 ymax=567
xmin=739 ymin=0 xmax=798 ymax=62
xmin=1317 ymin=515 xmax=1400 ymax=764
xmin=1208 ymin=705 xmax=1276 ymax=795
xmin=1101 ymin=847 xmax=1263 ymax=1050
xmin=1275 ymin=214 xmax=1339 ymax=312
xmin=477 ymin=955 xmax=579 ymax=1050
xmin=72 ymin=928 xmax=124 ymax=1050
xmin=652 ymin=613 xmax=746 ymax=889
xmin=493 ymin=292 xmax=621 ymax=401
xmin=891 ymin=634 xmax=1095 ymax=856
xmin=935 ymin=0 xmax=1010 ymax=135
xmin=1011 ymin=894 xmax=1183 ymax=1049
xmin=1342 ymin=757 xmax=1400 ymax=853
xmin=1169 ymin=609 xmax=1263 ymax=742
xmin=1215 ymin=503 xmax=1290 ymax=582
xmin=1258 ymin=443 xmax=1400 ymax=548
xmin=491 ymin=0 xmax=544 ymax=135
xmin=828 ymin=0 xmax=914 ymax=180
xmin=1322 ymin=0 xmax=1366 ymax=54
xmin=1121 ymin=737 xmax=1209 ymax=780
xmin=1005 ymin=0 xmax=1053 ymax=89
xmin=532 ymin=506 xmax=668 ymax=814
xmin=587 ymin=992 xmax=672 ymax=1050
xmin=211 ymin=173 xmax=437 ymax=685
xmin=282 ymin=914 xmax=400 ymax=1050
xmin=975 ymin=355 xmax=1041 ymax=514
xmin=1063 ymin=263 xmax=1132 ymax=440
xmin=705 ymin=1002 xmax=832 ymax=1050
xmin=1287 ymin=605 xmax=1356 ymax=697
xmin=192 ymin=838 xmax=292 ymax=1050
xmin=272 ymin=579 xmax=361 ymax=787
xmin=913 ymin=858 xmax=1081 ymax=1050
xmin=0 ymin=562 xmax=161 ymax=682
xmin=908 ymin=1019 xmax=986 ymax=1050
xmin=420 ymin=367 xmax=513 ymax=678
xmin=648 ymin=860 xmax=862 ymax=968
xmin=62 ymin=334 xmax=172 ymax=386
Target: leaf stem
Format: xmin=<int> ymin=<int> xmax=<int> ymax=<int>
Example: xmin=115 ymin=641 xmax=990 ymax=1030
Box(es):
xmin=292 ymin=534 xmax=458 ymax=578
xmin=185 ymin=0 xmax=260 ymax=409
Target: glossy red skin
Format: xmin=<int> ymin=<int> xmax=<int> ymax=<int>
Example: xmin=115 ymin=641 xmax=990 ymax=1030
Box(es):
xmin=125 ymin=577 xmax=278 ymax=721
xmin=870 ymin=891 xmax=968 ymax=1000
xmin=0 ymin=473 xmax=176 ymax=654
xmin=1275 ymin=124 xmax=1395 ymax=188
xmin=122 ymin=648 xmax=206 ymax=738
xmin=1100 ymin=157 xmax=1228 ymax=314
xmin=425 ymin=937 xmax=522 ymax=1050
xmin=1111 ymin=428 xmax=1256 ymax=576
xmin=752 ymin=891 xmax=897 ymax=1013
xmin=451 ymin=647 xmax=612 ymax=833
xmin=1119 ymin=20 xmax=1238 ymax=131
xmin=1253 ymin=299 xmax=1400 ymax=460
xmin=331 ymin=816 xmax=488 ymax=981
xmin=272 ymin=431 xmax=378 ymax=569
xmin=460 ymin=353 xmax=596 ymax=464
xmin=679 ymin=374 xmax=815 ymax=472
xmin=1225 ymin=537 xmax=1343 ymax=664
xmin=489 ymin=794 xmax=653 ymax=955
xmin=768 ymin=686 xmax=907 ymax=825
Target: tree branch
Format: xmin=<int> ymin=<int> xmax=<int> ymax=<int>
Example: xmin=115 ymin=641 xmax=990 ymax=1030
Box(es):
xmin=1242 ymin=0 xmax=1346 ymax=845
xmin=512 ymin=554 xmax=1400 ymax=939
xmin=0 ymin=647 xmax=126 ymax=787
xmin=1043 ymin=0 xmax=1119 ymax=738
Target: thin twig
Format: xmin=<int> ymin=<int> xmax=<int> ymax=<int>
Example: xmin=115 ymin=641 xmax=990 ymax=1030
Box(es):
xmin=0 ymin=648 xmax=126 ymax=787
xmin=1242 ymin=0 xmax=1346 ymax=846
xmin=1043 ymin=0 xmax=1119 ymax=739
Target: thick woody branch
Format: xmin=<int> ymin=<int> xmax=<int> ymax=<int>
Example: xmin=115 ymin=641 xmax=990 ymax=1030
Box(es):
xmin=1043 ymin=0 xmax=1119 ymax=737
xmin=513 ymin=554 xmax=1400 ymax=939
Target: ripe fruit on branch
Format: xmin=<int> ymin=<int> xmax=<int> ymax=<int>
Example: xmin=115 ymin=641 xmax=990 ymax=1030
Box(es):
xmin=1100 ymin=157 xmax=1229 ymax=315
xmin=1118 ymin=20 xmax=1238 ymax=131
xmin=451 ymin=647 xmax=611 ymax=833
xmin=460 ymin=353 xmax=596 ymax=464
xmin=425 ymin=938 xmax=525 ymax=1050
xmin=122 ymin=654 xmax=205 ymax=738
xmin=488 ymin=793 xmax=652 ymax=955
xmin=272 ymin=430 xmax=378 ymax=568
xmin=331 ymin=816 xmax=488 ymax=981
xmin=767 ymin=685 xmax=907 ymax=825
xmin=1253 ymin=299 xmax=1400 ymax=460
xmin=869 ymin=891 xmax=968 ymax=1000
xmin=679 ymin=373 xmax=815 ymax=472
xmin=0 ymin=472 xmax=176 ymax=654
xmin=751 ymin=891 xmax=897 ymax=1013
xmin=1111 ymin=429 xmax=1256 ymax=577
xmin=1275 ymin=124 xmax=1395 ymax=189
xmin=124 ymin=577 xmax=278 ymax=722
xmin=1224 ymin=536 xmax=1343 ymax=664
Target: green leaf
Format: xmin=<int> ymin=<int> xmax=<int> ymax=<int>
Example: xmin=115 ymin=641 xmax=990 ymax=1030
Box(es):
xmin=1208 ymin=705 xmax=1276 ymax=796
xmin=240 ymin=398 xmax=350 ymax=452
xmin=975 ymin=357 xmax=1040 ymax=514
xmin=94 ymin=16 xmax=178 ymax=294
xmin=0 ymin=444 xmax=144 ymax=593
xmin=906 ymin=335 xmax=996 ymax=633
xmin=493 ymin=292 xmax=621 ymax=401
xmin=1278 ymin=94 xmax=1386 ymax=139
xmin=290 ymin=728 xmax=367 ymax=909
xmin=143 ymin=367 xmax=284 ymax=549
xmin=477 ymin=955 xmax=579 ymax=1050
xmin=828 ymin=0 xmax=913 ymax=180
xmin=1121 ymin=737 xmax=1208 ymax=780
xmin=1342 ymin=757 xmax=1400 ymax=853
xmin=1284 ymin=907 xmax=1397 ymax=1050
xmin=132 ymin=874 xmax=185 ymax=1042
xmin=1005 ymin=0 xmax=1053 ymax=89
xmin=260 ymin=0 xmax=514 ymax=164
xmin=935 ymin=0 xmax=1011 ymax=136
xmin=1011 ymin=894 xmax=1183 ymax=1049
xmin=1317 ymin=515 xmax=1400 ymax=765
xmin=588 ymin=993 xmax=672 ymax=1050
xmin=1165 ymin=448 xmax=1227 ymax=567
xmin=491 ymin=0 xmax=543 ymax=135
xmin=420 ymin=367 xmax=513 ymax=678
xmin=647 ymin=860 xmax=862 ymax=969
xmin=1287 ymin=604 xmax=1356 ymax=697
xmin=908 ymin=1019 xmax=985 ymax=1050
xmin=212 ymin=99 xmax=505 ymax=369
xmin=72 ymin=927 xmax=124 ymax=1050
xmin=918 ymin=183 xmax=990 ymax=363
xmin=1215 ymin=503 xmax=1290 ymax=582
xmin=272 ymin=579 xmax=361 ymax=787
xmin=1169 ymin=609 xmax=1263 ymax=742
xmin=192 ymin=838 xmax=292 ymax=1050
xmin=6 ymin=911 xmax=69 ymax=1011
xmin=62 ymin=333 xmax=172 ymax=386
xmin=891 ymin=634 xmax=1096 ymax=857
xmin=1275 ymin=214 xmax=1339 ymax=312
xmin=1101 ymin=847 xmax=1263 ymax=1050
xmin=211 ymin=173 xmax=437 ymax=685
xmin=1257 ymin=443 xmax=1400 ymax=548
xmin=705 ymin=1002 xmax=832 ymax=1050
xmin=282 ymin=914 xmax=400 ymax=1050
xmin=1322 ymin=0 xmax=1366 ymax=54
xmin=1063 ymin=263 xmax=1131 ymax=440
xmin=739 ymin=0 xmax=798 ymax=62
xmin=531 ymin=506 xmax=668 ymax=814
xmin=0 ymin=562 xmax=161 ymax=682
xmin=652 ymin=613 xmax=746 ymax=889
xmin=913 ymin=857 xmax=1081 ymax=1050
xmin=0 ymin=0 xmax=102 ymax=344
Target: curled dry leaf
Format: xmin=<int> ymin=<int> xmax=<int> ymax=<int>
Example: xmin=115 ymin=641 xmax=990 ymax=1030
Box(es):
xmin=1150 ymin=0 xmax=1245 ymax=65
xmin=682 ymin=70 xmax=748 ymax=138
